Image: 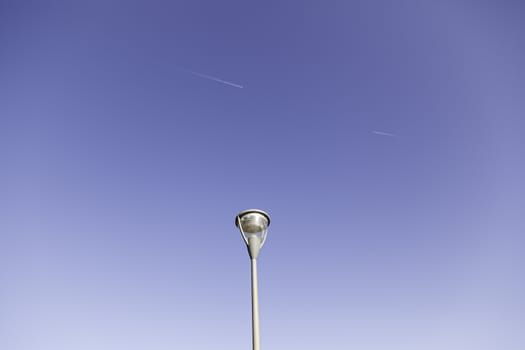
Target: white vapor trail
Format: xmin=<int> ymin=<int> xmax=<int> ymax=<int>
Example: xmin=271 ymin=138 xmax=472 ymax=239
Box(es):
xmin=372 ymin=130 xmax=398 ymax=137
xmin=185 ymin=69 xmax=244 ymax=89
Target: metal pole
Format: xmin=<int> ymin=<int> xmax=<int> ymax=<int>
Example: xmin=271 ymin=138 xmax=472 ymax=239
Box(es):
xmin=251 ymin=258 xmax=260 ymax=350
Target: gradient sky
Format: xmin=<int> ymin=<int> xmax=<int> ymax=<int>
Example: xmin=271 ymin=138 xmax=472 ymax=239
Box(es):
xmin=1 ymin=1 xmax=524 ymax=349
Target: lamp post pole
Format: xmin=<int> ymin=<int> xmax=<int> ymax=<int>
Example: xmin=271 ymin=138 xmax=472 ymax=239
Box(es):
xmin=251 ymin=257 xmax=260 ymax=350
xmin=235 ymin=209 xmax=271 ymax=350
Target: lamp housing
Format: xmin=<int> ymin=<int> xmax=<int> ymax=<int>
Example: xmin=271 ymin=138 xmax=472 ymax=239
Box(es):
xmin=235 ymin=209 xmax=270 ymax=259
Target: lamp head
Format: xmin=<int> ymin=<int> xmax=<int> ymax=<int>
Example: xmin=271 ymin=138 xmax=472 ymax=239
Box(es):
xmin=235 ymin=209 xmax=270 ymax=259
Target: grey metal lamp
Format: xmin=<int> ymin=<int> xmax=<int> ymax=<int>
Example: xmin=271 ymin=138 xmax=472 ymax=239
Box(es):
xmin=235 ymin=209 xmax=270 ymax=350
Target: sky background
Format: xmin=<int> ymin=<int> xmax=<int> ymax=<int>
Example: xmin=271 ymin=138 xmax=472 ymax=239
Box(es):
xmin=1 ymin=1 xmax=524 ymax=349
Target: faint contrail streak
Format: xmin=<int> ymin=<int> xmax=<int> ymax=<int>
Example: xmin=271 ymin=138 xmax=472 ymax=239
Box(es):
xmin=372 ymin=130 xmax=398 ymax=137
xmin=185 ymin=69 xmax=244 ymax=89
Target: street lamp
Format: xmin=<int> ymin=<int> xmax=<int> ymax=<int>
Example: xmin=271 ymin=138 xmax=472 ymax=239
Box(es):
xmin=235 ymin=209 xmax=270 ymax=350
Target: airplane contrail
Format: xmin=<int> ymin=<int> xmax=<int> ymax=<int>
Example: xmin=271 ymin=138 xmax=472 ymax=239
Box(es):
xmin=372 ymin=130 xmax=398 ymax=137
xmin=184 ymin=69 xmax=244 ymax=89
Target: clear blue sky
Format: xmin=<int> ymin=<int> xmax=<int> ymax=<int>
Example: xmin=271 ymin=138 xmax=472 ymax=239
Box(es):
xmin=1 ymin=1 xmax=524 ymax=349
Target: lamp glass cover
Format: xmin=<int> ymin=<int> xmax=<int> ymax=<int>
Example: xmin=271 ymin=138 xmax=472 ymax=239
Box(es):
xmin=237 ymin=211 xmax=269 ymax=246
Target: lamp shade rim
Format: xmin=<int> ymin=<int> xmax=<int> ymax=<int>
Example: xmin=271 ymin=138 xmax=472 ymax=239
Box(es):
xmin=235 ymin=209 xmax=271 ymax=227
